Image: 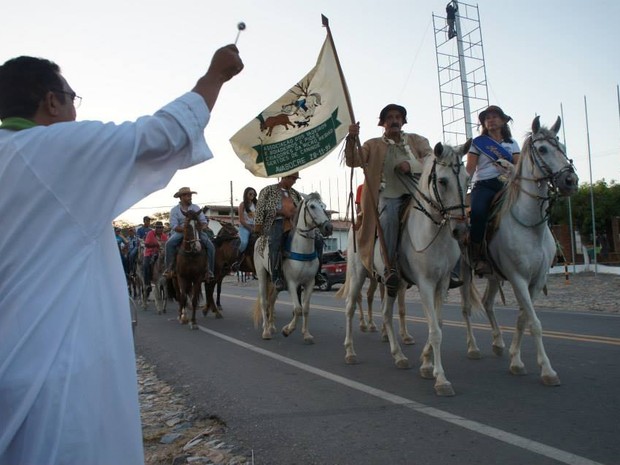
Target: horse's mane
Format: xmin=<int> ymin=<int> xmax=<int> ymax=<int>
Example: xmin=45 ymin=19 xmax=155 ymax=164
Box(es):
xmin=498 ymin=126 xmax=554 ymax=218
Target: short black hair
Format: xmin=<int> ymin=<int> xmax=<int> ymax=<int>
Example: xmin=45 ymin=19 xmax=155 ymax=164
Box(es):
xmin=0 ymin=56 xmax=65 ymax=119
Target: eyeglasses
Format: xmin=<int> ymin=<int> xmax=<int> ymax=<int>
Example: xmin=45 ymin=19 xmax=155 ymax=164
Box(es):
xmin=53 ymin=89 xmax=82 ymax=108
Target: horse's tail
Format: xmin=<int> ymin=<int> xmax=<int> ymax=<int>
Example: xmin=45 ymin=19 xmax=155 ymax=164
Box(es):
xmin=253 ymin=281 xmax=275 ymax=327
xmin=461 ymin=271 xmax=486 ymax=319
xmin=335 ymin=278 xmax=348 ymax=300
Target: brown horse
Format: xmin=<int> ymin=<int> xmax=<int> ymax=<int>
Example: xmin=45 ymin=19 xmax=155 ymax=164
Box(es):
xmin=174 ymin=209 xmax=208 ymax=329
xmin=204 ymin=222 xmax=256 ymax=317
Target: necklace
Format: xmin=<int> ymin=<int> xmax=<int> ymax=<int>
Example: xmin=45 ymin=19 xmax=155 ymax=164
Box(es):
xmin=383 ymin=131 xmax=415 ymax=160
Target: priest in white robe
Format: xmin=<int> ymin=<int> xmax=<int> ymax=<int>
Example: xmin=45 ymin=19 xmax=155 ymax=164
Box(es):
xmin=0 ymin=45 xmax=243 ymax=465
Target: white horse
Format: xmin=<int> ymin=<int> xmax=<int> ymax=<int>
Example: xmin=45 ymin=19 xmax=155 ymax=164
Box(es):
xmin=143 ymin=243 xmax=168 ymax=315
xmin=253 ymin=193 xmax=333 ymax=343
xmin=343 ymin=140 xmax=471 ymax=396
xmin=460 ymin=116 xmax=578 ymax=385
xmin=337 ymin=249 xmax=413 ymax=344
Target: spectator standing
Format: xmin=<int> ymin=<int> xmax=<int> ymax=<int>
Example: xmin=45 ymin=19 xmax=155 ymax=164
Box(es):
xmin=0 ymin=44 xmax=243 ymax=464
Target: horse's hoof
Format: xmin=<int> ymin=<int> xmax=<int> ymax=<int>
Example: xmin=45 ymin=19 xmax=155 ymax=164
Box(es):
xmin=345 ymin=355 xmax=358 ymax=365
xmin=395 ymin=358 xmax=410 ymax=369
xmin=467 ymin=349 xmax=482 ymax=360
xmin=359 ymin=324 xmax=368 ymax=333
xmin=281 ymin=328 xmax=290 ymax=338
xmin=542 ymin=374 xmax=561 ymax=386
xmin=215 ymin=312 xmax=223 ymax=319
xmin=420 ymin=366 xmax=434 ymax=379
xmin=261 ymin=332 xmax=272 ymax=340
xmin=435 ymin=382 xmax=455 ymax=397
xmin=369 ymin=324 xmax=377 ymax=332
xmin=304 ymin=336 xmax=315 ymax=345
xmin=492 ymin=345 xmax=504 ymax=357
xmin=381 ymin=334 xmax=389 ymax=343
xmin=190 ymin=323 xmax=198 ymax=330
xmin=510 ymin=365 xmax=527 ymax=376
xmin=402 ymin=336 xmax=415 ymax=346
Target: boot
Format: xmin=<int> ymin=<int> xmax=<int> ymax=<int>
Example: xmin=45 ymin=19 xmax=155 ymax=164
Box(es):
xmin=273 ymin=269 xmax=286 ymax=292
xmin=384 ymin=268 xmax=400 ymax=298
xmin=470 ymin=242 xmax=492 ymax=276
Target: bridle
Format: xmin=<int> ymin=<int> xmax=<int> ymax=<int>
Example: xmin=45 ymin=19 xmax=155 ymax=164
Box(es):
xmin=182 ymin=217 xmax=201 ymax=251
xmin=399 ymin=153 xmax=468 ymax=252
xmin=407 ymin=156 xmax=468 ymax=227
xmin=509 ymin=133 xmax=576 ymax=228
xmin=295 ymin=198 xmax=330 ymax=239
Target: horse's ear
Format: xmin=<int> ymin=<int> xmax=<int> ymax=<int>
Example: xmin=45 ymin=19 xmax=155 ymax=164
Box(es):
xmin=181 ymin=210 xmax=188 ymax=217
xmin=462 ymin=138 xmax=472 ymax=155
xmin=551 ymin=116 xmax=561 ymax=135
xmin=433 ymin=142 xmax=444 ymax=157
xmin=532 ymin=115 xmax=541 ymax=134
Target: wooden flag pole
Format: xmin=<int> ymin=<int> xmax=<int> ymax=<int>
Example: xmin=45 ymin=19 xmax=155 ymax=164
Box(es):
xmin=321 ymin=14 xmax=393 ymax=272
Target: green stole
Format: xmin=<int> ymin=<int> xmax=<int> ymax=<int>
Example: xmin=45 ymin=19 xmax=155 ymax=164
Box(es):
xmin=0 ymin=117 xmax=38 ymax=131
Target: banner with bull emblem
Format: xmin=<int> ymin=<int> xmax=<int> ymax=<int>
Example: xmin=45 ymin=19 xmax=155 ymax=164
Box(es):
xmin=230 ymin=33 xmax=353 ymax=178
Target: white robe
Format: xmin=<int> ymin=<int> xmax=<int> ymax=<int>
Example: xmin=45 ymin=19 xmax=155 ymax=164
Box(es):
xmin=0 ymin=92 xmax=212 ymax=465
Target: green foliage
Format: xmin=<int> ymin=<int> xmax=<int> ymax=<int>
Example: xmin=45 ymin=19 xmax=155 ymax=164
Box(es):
xmin=551 ymin=180 xmax=620 ymax=240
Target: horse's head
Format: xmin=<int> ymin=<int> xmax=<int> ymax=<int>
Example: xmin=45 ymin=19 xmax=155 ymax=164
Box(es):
xmin=297 ymin=192 xmax=333 ymax=237
xmin=426 ymin=140 xmax=470 ymax=241
xmin=527 ymin=116 xmax=579 ymax=196
xmin=181 ymin=209 xmax=202 ymax=253
xmin=212 ymin=221 xmax=240 ymax=247
xmin=217 ymin=222 xmax=239 ymax=239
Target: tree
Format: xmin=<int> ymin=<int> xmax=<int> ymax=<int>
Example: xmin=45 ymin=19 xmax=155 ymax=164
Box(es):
xmin=551 ymin=180 xmax=620 ymax=242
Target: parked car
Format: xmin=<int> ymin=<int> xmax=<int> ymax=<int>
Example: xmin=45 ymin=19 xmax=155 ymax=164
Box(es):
xmin=316 ymin=250 xmax=347 ymax=291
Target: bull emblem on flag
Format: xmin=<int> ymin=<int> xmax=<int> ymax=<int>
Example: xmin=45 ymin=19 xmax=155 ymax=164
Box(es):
xmin=230 ymin=22 xmax=353 ymax=178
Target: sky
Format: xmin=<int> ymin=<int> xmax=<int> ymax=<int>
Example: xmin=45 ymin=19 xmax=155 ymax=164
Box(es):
xmin=4 ymin=0 xmax=619 ymax=224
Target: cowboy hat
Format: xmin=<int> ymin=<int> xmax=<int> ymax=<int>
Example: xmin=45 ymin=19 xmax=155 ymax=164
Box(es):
xmin=173 ymin=187 xmax=197 ymax=198
xmin=478 ymin=105 xmax=512 ymax=124
xmin=378 ymin=104 xmax=407 ymax=126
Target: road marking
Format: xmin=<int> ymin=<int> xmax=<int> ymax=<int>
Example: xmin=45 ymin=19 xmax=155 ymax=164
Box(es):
xmin=198 ymin=324 xmax=606 ymax=465
xmin=221 ymin=292 xmax=620 ymax=346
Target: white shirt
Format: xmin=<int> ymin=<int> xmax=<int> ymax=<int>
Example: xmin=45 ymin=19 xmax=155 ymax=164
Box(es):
xmin=169 ymin=203 xmax=207 ymax=230
xmin=0 ymin=92 xmax=211 ymax=465
xmin=470 ymin=138 xmax=520 ymax=182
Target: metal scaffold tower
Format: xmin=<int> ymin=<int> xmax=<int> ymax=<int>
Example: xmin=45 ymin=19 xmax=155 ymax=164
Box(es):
xmin=432 ymin=1 xmax=489 ymax=144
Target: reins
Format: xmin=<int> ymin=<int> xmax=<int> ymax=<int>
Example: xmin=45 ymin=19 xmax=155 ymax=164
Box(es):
xmin=398 ymin=154 xmax=468 ymax=252
xmin=507 ymin=133 xmax=575 ymax=228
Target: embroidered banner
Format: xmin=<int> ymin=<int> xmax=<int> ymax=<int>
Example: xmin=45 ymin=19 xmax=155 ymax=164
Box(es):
xmin=230 ymin=35 xmax=353 ymax=178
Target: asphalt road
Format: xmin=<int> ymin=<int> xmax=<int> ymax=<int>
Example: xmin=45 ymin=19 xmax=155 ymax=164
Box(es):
xmin=135 ymin=285 xmax=620 ymax=465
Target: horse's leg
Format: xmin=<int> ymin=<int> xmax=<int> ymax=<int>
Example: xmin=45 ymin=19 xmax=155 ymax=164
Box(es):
xmin=344 ymin=264 xmax=367 ymax=364
xmin=509 ymin=280 xmax=560 ymax=385
xmin=282 ymin=283 xmax=302 ymax=339
xmin=189 ymin=280 xmax=201 ymax=330
xmin=460 ymin=268 xmax=482 ymax=359
xmin=215 ymin=279 xmax=224 ymax=317
xmin=482 ymin=278 xmax=506 ymax=356
xmin=397 ymin=286 xmax=414 ymax=345
xmin=299 ymin=279 xmax=315 ymax=344
xmin=357 ymin=292 xmax=367 ymax=332
xmin=256 ymin=267 xmax=273 ymax=340
xmin=366 ymin=278 xmax=378 ymax=332
xmin=381 ymin=284 xmax=409 ymax=369
xmin=418 ymin=281 xmax=454 ymax=396
xmin=177 ymin=278 xmax=188 ymax=325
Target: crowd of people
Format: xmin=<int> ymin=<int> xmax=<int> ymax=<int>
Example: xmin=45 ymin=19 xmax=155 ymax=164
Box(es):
xmin=1 ymin=27 xmax=521 ymax=463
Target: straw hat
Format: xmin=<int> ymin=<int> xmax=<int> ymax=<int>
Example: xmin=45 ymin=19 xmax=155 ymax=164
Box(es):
xmin=173 ymin=187 xmax=197 ymax=198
